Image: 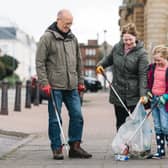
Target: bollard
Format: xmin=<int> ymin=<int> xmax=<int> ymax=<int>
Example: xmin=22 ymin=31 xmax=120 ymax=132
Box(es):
xmin=0 ymin=81 xmax=9 ymax=115
xmin=25 ymin=80 xmax=31 ymax=108
xmin=33 ymin=80 xmax=40 ymax=105
xmin=14 ymin=81 xmax=22 ymax=112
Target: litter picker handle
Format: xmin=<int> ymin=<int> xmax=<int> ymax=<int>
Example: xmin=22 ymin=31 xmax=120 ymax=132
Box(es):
xmin=51 ymin=90 xmax=69 ymax=155
xmin=100 ymin=69 xmax=133 ymax=119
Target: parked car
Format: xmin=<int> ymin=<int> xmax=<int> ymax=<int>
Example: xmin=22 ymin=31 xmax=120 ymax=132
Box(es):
xmin=30 ymin=76 xmax=49 ymax=104
xmin=84 ymin=76 xmax=102 ymax=92
xmin=78 ymin=89 xmax=84 ymax=106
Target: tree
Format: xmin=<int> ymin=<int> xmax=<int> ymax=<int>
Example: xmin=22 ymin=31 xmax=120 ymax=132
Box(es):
xmin=0 ymin=61 xmax=6 ymax=80
xmin=0 ymin=54 xmax=19 ymax=80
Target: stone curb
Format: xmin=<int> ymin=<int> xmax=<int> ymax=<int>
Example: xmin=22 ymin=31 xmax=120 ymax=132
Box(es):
xmin=0 ymin=129 xmax=28 ymax=138
xmin=0 ymin=130 xmax=37 ymax=159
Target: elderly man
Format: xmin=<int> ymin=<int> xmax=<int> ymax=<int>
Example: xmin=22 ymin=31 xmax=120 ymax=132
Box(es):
xmin=36 ymin=9 xmax=92 ymax=160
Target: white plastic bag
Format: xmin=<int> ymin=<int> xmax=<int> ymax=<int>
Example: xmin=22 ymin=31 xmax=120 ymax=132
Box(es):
xmin=112 ymin=101 xmax=152 ymax=157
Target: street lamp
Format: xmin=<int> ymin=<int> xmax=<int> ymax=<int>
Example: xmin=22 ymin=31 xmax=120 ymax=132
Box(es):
xmin=96 ymin=32 xmax=99 ymax=45
xmin=103 ymin=30 xmax=107 ymax=91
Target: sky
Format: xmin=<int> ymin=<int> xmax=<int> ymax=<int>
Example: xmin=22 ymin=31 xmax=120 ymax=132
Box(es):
xmin=0 ymin=0 xmax=122 ymax=45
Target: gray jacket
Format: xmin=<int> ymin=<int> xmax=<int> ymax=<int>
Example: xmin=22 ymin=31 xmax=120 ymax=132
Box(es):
xmin=97 ymin=40 xmax=149 ymax=106
xmin=36 ymin=22 xmax=84 ymax=90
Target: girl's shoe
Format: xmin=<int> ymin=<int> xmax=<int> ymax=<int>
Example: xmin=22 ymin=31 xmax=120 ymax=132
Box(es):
xmin=146 ymin=133 xmax=165 ymax=160
xmin=152 ymin=153 xmax=162 ymax=159
xmin=146 ymin=152 xmax=165 ymax=159
xmin=165 ymin=134 xmax=168 ymax=147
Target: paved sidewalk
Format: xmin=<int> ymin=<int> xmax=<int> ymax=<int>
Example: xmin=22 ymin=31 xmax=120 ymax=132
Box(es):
xmin=0 ymin=92 xmax=168 ymax=168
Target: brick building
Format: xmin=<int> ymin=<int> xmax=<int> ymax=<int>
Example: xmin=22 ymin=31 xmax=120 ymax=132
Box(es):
xmin=119 ymin=0 xmax=168 ymax=60
xmin=80 ymin=40 xmax=99 ymax=77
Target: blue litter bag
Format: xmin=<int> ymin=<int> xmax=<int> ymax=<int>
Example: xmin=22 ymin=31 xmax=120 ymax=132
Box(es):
xmin=112 ymin=101 xmax=152 ymax=158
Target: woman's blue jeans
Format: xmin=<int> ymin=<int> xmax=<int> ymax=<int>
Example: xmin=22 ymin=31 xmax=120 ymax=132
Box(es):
xmin=48 ymin=89 xmax=83 ymax=151
xmin=152 ymin=96 xmax=168 ymax=135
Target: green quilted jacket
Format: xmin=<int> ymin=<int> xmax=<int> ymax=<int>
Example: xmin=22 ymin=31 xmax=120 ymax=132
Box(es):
xmin=97 ymin=40 xmax=149 ymax=106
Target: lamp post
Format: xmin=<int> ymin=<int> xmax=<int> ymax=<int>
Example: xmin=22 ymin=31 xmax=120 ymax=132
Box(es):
xmin=103 ymin=30 xmax=107 ymax=91
xmin=12 ymin=40 xmax=16 ymax=87
xmin=96 ymin=32 xmax=99 ymax=45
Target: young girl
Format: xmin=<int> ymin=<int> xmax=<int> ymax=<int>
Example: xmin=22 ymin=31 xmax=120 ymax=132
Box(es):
xmin=147 ymin=45 xmax=168 ymax=159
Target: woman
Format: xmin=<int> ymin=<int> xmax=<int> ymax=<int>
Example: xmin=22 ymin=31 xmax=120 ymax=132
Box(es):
xmin=96 ymin=23 xmax=149 ymax=130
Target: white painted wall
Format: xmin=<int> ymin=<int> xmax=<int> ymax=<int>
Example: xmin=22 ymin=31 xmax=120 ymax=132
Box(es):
xmin=0 ymin=27 xmax=36 ymax=82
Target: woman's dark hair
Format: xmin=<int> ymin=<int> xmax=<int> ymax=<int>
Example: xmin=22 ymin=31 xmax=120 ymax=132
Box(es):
xmin=121 ymin=23 xmax=138 ymax=37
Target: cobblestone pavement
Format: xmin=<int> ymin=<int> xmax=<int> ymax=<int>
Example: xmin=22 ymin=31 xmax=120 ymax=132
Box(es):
xmin=0 ymin=92 xmax=168 ymax=168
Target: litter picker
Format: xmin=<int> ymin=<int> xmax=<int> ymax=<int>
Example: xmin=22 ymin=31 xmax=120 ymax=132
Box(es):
xmin=100 ymin=69 xmax=133 ymax=119
xmin=51 ymin=90 xmax=69 ymax=155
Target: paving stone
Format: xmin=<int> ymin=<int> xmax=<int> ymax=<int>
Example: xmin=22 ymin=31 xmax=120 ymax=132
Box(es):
xmin=0 ymin=92 xmax=168 ymax=168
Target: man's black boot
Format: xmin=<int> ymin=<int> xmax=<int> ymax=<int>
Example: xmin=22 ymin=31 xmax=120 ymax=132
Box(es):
xmin=52 ymin=146 xmax=64 ymax=160
xmin=69 ymin=141 xmax=92 ymax=159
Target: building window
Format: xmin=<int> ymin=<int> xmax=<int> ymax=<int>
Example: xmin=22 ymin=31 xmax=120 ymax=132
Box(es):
xmin=85 ymin=59 xmax=96 ymax=66
xmin=85 ymin=48 xmax=96 ymax=56
xmin=85 ymin=69 xmax=95 ymax=77
xmin=85 ymin=49 xmax=89 ymax=55
xmin=92 ymin=49 xmax=96 ymax=55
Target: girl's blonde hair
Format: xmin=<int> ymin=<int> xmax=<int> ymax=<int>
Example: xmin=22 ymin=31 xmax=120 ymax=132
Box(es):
xmin=152 ymin=44 xmax=168 ymax=60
